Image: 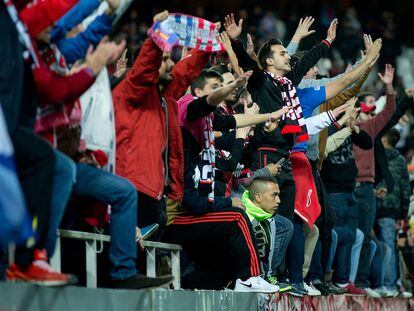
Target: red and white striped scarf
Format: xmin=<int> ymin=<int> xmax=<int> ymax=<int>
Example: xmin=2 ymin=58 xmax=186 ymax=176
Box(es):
xmin=266 ymin=72 xmax=309 ymax=143
xmin=149 ymin=13 xmax=224 ymax=52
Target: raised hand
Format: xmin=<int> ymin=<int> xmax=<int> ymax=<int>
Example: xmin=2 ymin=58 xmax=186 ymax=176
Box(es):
xmin=153 ymin=10 xmax=169 ymax=22
xmin=365 ymin=38 xmax=382 ymax=66
xmin=332 ymin=101 xmax=351 ymax=119
xmin=224 ymin=13 xmax=243 ymax=40
xmin=291 ymin=16 xmax=316 ymax=43
xmin=363 ymin=34 xmax=374 ymax=52
xmin=86 ymin=39 xmax=127 ymax=75
xmin=234 ymin=70 xmax=253 ymax=88
xmin=219 ymin=32 xmax=232 ymax=52
xmin=114 ymin=48 xmax=128 ymax=78
xmin=326 ymin=18 xmax=338 ymax=43
xmin=378 ymin=63 xmax=395 ymax=85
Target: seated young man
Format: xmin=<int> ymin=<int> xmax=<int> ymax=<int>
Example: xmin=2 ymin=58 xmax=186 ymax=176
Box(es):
xmin=241 ymin=176 xmax=294 ymax=293
xmin=164 ymin=70 xmax=287 ymax=293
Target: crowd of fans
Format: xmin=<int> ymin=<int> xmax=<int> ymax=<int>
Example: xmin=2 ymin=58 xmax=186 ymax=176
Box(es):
xmin=1 ymin=0 xmax=414 ymax=298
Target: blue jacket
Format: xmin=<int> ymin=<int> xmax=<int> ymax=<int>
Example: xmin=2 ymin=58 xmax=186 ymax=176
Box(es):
xmin=51 ymin=0 xmax=113 ymax=64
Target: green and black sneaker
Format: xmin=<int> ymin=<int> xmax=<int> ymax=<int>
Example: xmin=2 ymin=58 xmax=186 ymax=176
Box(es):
xmin=267 ymin=276 xmax=292 ymax=293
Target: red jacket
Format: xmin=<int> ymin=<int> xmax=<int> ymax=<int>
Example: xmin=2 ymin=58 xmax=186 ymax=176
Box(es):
xmin=32 ymin=44 xmax=95 ymax=145
xmin=113 ymin=38 xmax=210 ymax=201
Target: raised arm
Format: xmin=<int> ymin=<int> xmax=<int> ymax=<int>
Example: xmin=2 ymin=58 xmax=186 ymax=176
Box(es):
xmin=57 ymin=13 xmax=115 ymax=65
xmin=287 ymin=16 xmax=316 ymax=55
xmin=324 ymin=39 xmax=381 ymax=101
xmin=112 ymin=11 xmax=168 ymax=105
xmin=287 ymin=19 xmax=338 ymax=85
xmin=378 ymin=89 xmax=414 ymax=138
xmin=365 ymin=64 xmax=396 ymax=136
xmin=220 ymin=32 xmax=243 ymax=76
xmin=225 ymin=14 xmax=260 ymax=71
xmin=325 ymin=69 xmax=370 ymax=110
xmin=163 ymin=49 xmax=212 ymax=100
xmin=34 ymin=39 xmax=124 ymax=105
xmin=51 ymin=0 xmax=101 ymax=42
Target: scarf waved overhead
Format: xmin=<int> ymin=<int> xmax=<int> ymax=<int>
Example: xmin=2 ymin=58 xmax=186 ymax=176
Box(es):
xmin=149 ymin=13 xmax=224 ymax=53
xmin=266 ymin=72 xmax=309 ymax=143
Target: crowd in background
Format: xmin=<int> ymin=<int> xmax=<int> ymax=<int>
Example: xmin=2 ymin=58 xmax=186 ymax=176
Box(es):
xmin=1 ymin=0 xmax=414 ymax=298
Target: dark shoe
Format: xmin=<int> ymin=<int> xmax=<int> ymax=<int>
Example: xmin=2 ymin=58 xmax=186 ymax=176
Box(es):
xmin=112 ymin=274 xmax=173 ymax=290
xmin=325 ymin=281 xmax=347 ymax=295
xmin=310 ymin=281 xmax=330 ymax=296
xmin=289 ymin=283 xmax=307 ymax=297
xmin=267 ymin=276 xmax=292 ymax=293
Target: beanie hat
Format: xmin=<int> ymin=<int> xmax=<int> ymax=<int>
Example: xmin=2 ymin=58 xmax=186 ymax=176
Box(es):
xmin=19 ymin=0 xmax=78 ymax=37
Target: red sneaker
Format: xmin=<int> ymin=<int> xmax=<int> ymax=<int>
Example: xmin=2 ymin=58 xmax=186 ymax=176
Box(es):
xmin=6 ymin=249 xmax=76 ymax=286
xmin=344 ymin=282 xmax=366 ymax=296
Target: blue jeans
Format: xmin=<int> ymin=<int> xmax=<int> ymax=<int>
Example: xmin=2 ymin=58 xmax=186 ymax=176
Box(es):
xmin=72 ymin=163 xmax=138 ymax=280
xmin=45 ymin=150 xmax=76 ymax=257
xmin=326 ymin=229 xmax=338 ymax=273
xmin=350 ymin=229 xmax=364 ymax=283
xmin=286 ymin=221 xmax=305 ymax=284
xmin=369 ymin=237 xmax=386 ymax=288
xmin=354 ymin=182 xmax=376 ymax=288
xmin=329 ymin=192 xmax=360 ymax=283
xmin=377 ymin=217 xmax=398 ymax=289
xmin=268 ymin=214 xmax=293 ymax=277
xmin=331 ymin=226 xmax=353 ymax=284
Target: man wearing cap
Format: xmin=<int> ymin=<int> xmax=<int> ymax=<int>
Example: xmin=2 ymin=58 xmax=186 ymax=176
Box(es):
xmin=352 ymin=64 xmax=396 ymax=295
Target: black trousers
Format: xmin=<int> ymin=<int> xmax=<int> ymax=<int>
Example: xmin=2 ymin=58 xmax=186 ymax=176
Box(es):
xmin=11 ymin=126 xmax=55 ymax=266
xmin=163 ymin=207 xmax=261 ymax=290
xmin=137 ymin=191 xmax=166 ymax=241
xmin=310 ymin=160 xmax=334 ymax=274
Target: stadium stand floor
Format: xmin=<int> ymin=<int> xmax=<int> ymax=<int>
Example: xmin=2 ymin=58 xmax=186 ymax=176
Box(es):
xmin=0 ymin=282 xmax=413 ymax=311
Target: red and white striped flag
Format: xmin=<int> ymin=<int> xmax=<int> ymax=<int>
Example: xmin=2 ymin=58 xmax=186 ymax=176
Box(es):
xmin=149 ymin=13 xmax=224 ymax=52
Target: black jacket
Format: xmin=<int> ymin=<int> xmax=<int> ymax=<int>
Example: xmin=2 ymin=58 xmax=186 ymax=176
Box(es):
xmin=375 ymin=94 xmax=414 ymax=192
xmin=376 ymin=148 xmax=411 ymax=219
xmin=231 ymin=39 xmax=331 ymax=155
xmin=181 ymin=96 xmax=236 ymax=214
xmin=321 ymin=127 xmax=372 ymax=193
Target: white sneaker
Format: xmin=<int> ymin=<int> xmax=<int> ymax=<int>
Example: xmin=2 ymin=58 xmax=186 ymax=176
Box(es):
xmin=382 ymin=287 xmax=399 ymax=298
xmin=400 ymin=291 xmax=413 ymax=299
xmin=304 ymin=282 xmax=321 ymax=296
xmin=364 ymin=287 xmax=381 ymax=298
xmin=234 ymin=276 xmax=280 ymax=293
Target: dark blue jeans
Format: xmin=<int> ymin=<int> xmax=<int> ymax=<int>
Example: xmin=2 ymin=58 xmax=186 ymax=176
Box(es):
xmin=328 ymin=192 xmax=358 ymax=240
xmin=331 ymin=226 xmax=353 ymax=284
xmin=354 ymin=182 xmax=376 ymax=288
xmin=369 ymin=237 xmax=385 ymax=288
xmin=377 ymin=217 xmax=398 ymax=289
xmin=45 ymin=150 xmax=76 ymax=257
xmin=72 ymin=163 xmax=138 ymax=280
xmin=268 ymin=214 xmax=293 ymax=276
xmin=286 ymin=220 xmax=305 ymax=285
